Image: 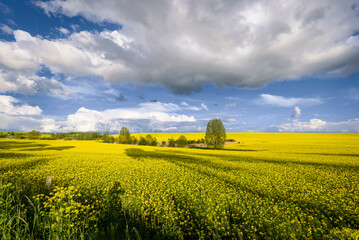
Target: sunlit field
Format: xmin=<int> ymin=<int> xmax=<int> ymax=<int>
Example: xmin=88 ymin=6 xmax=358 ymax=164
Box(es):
xmin=1 ymin=133 xmax=358 ymax=239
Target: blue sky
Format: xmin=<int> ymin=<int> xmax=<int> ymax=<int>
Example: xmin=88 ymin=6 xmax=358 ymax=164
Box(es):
xmin=0 ymin=0 xmax=359 ymax=133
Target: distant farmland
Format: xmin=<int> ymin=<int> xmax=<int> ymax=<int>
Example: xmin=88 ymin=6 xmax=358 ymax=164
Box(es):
xmin=1 ymin=133 xmax=358 ymax=239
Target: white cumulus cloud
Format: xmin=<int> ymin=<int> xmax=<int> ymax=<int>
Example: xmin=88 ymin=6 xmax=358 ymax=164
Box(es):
xmin=0 ymin=95 xmax=58 ymax=132
xmin=60 ymin=101 xmax=196 ymax=132
xmin=0 ymin=96 xmax=201 ymax=132
xmin=0 ymin=95 xmax=42 ymax=115
xmin=277 ymin=118 xmax=359 ymax=132
xmin=0 ymin=37 xmax=67 ymax=95
xmin=225 ymin=103 xmax=237 ymax=109
xmin=57 ymin=27 xmax=70 ymax=35
xmin=292 ymin=106 xmax=301 ymax=118
xmin=258 ymin=94 xmax=322 ymax=107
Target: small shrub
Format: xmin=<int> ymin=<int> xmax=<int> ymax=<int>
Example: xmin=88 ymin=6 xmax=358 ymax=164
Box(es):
xmin=151 ymin=137 xmax=158 ymax=146
xmin=176 ymin=135 xmax=188 ymax=147
xmin=131 ymin=136 xmax=138 ymax=144
xmin=102 ymin=131 xmax=110 ymax=142
xmin=145 ymin=134 xmax=154 ymax=145
xmin=109 ymin=136 xmax=116 ymax=143
xmin=77 ymin=132 xmax=101 ymax=140
xmin=138 ymin=136 xmax=147 ymax=145
xmin=28 ymin=130 xmax=41 ymax=139
xmin=162 ymin=141 xmax=166 ymax=146
xmin=168 ymin=138 xmax=175 ymax=147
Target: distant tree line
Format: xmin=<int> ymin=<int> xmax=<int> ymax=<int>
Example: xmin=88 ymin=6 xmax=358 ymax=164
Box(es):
xmin=0 ymin=131 xmax=103 ymax=140
xmin=0 ymin=119 xmax=230 ymax=150
xmin=0 ymin=131 xmax=23 ymax=139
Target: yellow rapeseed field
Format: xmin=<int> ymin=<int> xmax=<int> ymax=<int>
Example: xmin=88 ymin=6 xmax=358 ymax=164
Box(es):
xmin=1 ymin=133 xmax=358 ymax=239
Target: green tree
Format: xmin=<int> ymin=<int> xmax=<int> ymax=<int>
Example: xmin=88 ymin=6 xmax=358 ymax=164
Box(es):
xmin=151 ymin=137 xmax=158 ymax=146
xmin=138 ymin=136 xmax=147 ymax=145
xmin=119 ymin=127 xmax=131 ymax=144
xmin=145 ymin=134 xmax=154 ymax=145
xmin=15 ymin=133 xmax=24 ymax=139
xmin=55 ymin=133 xmax=66 ymax=139
xmin=205 ymin=119 xmax=226 ymax=149
xmin=77 ymin=132 xmax=100 ymax=140
xmin=109 ymin=136 xmax=116 ymax=143
xmin=176 ymin=135 xmax=188 ymax=147
xmin=168 ymin=138 xmax=176 ymax=147
xmin=28 ymin=130 xmax=41 ymax=139
xmin=131 ymin=136 xmax=138 ymax=144
xmin=102 ymin=131 xmax=110 ymax=142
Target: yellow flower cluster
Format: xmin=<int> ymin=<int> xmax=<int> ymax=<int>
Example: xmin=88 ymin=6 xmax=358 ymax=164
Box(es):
xmin=33 ymin=185 xmax=98 ymax=235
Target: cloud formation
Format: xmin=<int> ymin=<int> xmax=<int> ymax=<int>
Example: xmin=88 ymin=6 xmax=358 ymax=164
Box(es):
xmin=0 ymin=95 xmax=42 ymax=115
xmin=225 ymin=103 xmax=237 ymax=109
xmin=0 ymin=24 xmax=12 ymax=34
xmin=116 ymin=93 xmax=127 ymax=102
xmin=277 ymin=118 xmax=359 ymax=132
xmin=0 ymin=95 xmax=57 ymax=132
xmin=0 ymin=95 xmax=199 ymax=132
xmin=0 ymin=37 xmax=66 ymax=95
xmin=201 ymin=103 xmax=209 ymax=111
xmin=258 ymin=94 xmax=322 ymax=107
xmin=2 ymin=0 xmax=356 ymax=94
xmin=292 ymin=106 xmax=301 ymax=118
xmin=1 ymin=94 xmax=358 ymax=133
xmin=61 ymin=103 xmax=196 ymax=132
xmin=180 ymin=102 xmax=202 ymax=111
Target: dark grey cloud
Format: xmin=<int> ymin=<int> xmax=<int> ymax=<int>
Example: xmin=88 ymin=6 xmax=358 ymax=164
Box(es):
xmin=116 ymin=93 xmax=127 ymax=102
xmin=13 ymin=0 xmax=357 ymax=94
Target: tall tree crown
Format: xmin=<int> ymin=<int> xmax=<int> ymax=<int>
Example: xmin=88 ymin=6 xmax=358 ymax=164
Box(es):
xmin=119 ymin=127 xmax=131 ymax=144
xmin=205 ymin=119 xmax=226 ymax=149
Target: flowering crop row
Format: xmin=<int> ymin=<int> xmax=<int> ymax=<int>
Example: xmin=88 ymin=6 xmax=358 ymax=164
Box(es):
xmin=0 ymin=133 xmax=358 ymax=239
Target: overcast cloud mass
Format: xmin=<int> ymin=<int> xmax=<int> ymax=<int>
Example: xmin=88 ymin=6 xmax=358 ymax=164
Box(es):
xmin=0 ymin=0 xmax=358 ymax=94
xmin=0 ymin=0 xmax=358 ymax=132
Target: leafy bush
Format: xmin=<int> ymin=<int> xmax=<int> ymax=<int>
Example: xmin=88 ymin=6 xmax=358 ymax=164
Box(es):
xmin=131 ymin=136 xmax=138 ymax=144
xmin=168 ymin=138 xmax=175 ymax=147
xmin=109 ymin=136 xmax=116 ymax=143
xmin=28 ymin=130 xmax=41 ymax=139
xmin=145 ymin=134 xmax=154 ymax=145
xmin=138 ymin=136 xmax=147 ymax=145
xmin=136 ymin=135 xmax=157 ymax=146
xmin=176 ymin=135 xmax=188 ymax=147
xmin=102 ymin=131 xmax=110 ymax=142
xmin=77 ymin=132 xmax=101 ymax=140
xmin=150 ymin=137 xmax=158 ymax=146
